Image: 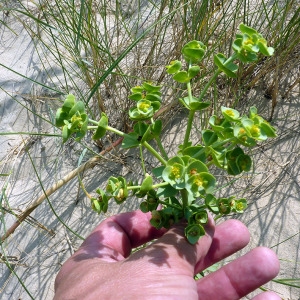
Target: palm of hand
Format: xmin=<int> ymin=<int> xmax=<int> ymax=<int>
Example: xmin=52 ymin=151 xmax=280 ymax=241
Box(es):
xmin=54 ymin=211 xmax=280 ymax=300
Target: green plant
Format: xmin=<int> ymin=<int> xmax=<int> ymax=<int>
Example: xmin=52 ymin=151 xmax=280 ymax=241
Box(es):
xmin=55 ymin=24 xmax=276 ymax=244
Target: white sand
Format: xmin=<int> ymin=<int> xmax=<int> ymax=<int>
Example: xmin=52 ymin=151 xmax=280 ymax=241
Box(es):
xmin=0 ymin=2 xmax=299 ymax=299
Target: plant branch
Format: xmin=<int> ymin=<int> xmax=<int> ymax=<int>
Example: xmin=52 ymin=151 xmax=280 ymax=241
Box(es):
xmin=142 ymin=141 xmax=167 ymax=165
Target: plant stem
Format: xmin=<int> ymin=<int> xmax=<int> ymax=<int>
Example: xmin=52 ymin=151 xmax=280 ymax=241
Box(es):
xmin=77 ymin=173 xmax=92 ymax=199
xmin=182 ymin=109 xmax=196 ymax=149
xmin=180 ymin=188 xmax=189 ymax=209
xmin=89 ymin=119 xmax=126 ymax=137
xmin=182 ymin=80 xmax=196 ymax=149
xmin=214 ymin=214 xmax=223 ymax=221
xmin=198 ymin=54 xmax=238 ymax=102
xmin=139 ymin=145 xmax=146 ymax=175
xmin=127 ymin=181 xmax=169 ymax=191
xmin=155 ymin=137 xmax=169 ymax=160
xmin=142 ymin=141 xmax=167 ymax=165
xmin=158 ymin=199 xmax=181 ymax=210
xmin=198 ymin=70 xmax=221 ymax=102
xmin=88 ymin=119 xmax=100 ymax=125
xmin=106 ymin=125 xmax=125 ymax=137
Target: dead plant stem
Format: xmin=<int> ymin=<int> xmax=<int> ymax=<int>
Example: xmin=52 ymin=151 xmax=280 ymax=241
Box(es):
xmin=1 ymin=137 xmax=123 ymax=243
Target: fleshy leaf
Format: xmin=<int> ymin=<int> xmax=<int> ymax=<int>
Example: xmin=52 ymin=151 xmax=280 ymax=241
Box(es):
xmin=173 ymin=71 xmax=190 ymax=83
xmin=92 ymin=113 xmax=108 ymax=140
xmin=140 ymin=175 xmax=153 ymax=193
xmin=122 ymin=132 xmax=140 ymax=149
xmin=55 ymin=108 xmax=68 ymax=127
xmin=202 ymin=130 xmax=218 ymax=146
xmin=214 ymin=53 xmax=238 ymax=78
xmin=182 ymin=40 xmax=206 ymax=63
xmin=185 ymin=224 xmax=205 ymax=244
xmin=221 ymin=106 xmax=240 ymax=121
xmin=166 ymin=60 xmax=182 ymax=74
xmin=188 ymin=65 xmax=200 ymax=79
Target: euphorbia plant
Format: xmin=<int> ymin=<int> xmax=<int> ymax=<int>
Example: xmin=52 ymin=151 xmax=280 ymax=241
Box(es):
xmin=55 ymin=24 xmax=276 ymax=244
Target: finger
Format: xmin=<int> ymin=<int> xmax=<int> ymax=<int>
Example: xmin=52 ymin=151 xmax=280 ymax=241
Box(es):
xmin=78 ymin=210 xmax=166 ymax=261
xmin=197 ymin=247 xmax=280 ymax=300
xmin=252 ymin=291 xmax=281 ymax=300
xmin=195 ymin=219 xmax=250 ymax=274
xmin=129 ymin=215 xmax=216 ymax=276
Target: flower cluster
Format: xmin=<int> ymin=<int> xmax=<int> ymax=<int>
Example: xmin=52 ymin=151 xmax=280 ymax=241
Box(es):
xmin=233 ymin=23 xmax=274 ymax=62
xmin=128 ymin=82 xmax=162 ymax=121
xmin=214 ymin=24 xmax=274 ymax=78
xmin=162 ymin=156 xmax=215 ymax=197
xmin=204 ymin=106 xmax=276 ymax=175
xmin=55 ymin=94 xmax=88 ymax=142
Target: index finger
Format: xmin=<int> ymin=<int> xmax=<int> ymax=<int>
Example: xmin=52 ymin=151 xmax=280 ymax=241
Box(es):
xmin=78 ymin=210 xmax=166 ymax=261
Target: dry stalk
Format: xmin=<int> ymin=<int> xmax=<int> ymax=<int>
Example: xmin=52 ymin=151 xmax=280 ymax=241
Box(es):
xmin=1 ymin=137 xmax=124 ymax=243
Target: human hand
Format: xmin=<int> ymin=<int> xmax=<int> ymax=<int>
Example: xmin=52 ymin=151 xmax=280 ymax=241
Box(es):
xmin=54 ymin=210 xmax=280 ymax=300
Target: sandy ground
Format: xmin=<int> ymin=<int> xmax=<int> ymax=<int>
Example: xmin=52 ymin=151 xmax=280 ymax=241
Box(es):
xmin=0 ymin=3 xmax=299 ymax=300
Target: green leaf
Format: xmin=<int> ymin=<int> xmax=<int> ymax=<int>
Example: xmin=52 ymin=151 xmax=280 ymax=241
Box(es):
xmin=239 ymin=23 xmax=257 ymax=35
xmin=68 ymin=101 xmax=85 ymax=117
xmin=186 ymin=159 xmax=208 ymax=176
xmin=166 ymin=156 xmax=185 ymax=166
xmin=182 ymin=146 xmax=206 ymax=162
xmin=173 ymin=71 xmax=190 ymax=83
xmin=122 ymin=132 xmax=140 ymax=149
xmin=166 ymin=60 xmax=182 ymax=74
xmin=202 ymin=130 xmax=218 ymax=146
xmin=133 ymin=121 xmax=148 ymax=136
xmin=131 ymin=86 xmax=144 ymax=94
xmin=141 ymin=120 xmax=162 ymax=143
xmin=140 ymin=175 xmax=153 ymax=193
xmin=260 ymin=122 xmax=277 ymax=137
xmin=129 ymin=93 xmax=143 ymax=101
xmin=145 ymin=93 xmax=161 ymax=102
xmin=188 ymin=65 xmax=200 ymax=79
xmin=182 ymin=40 xmax=206 ymax=63
xmin=55 ymin=108 xmax=68 ymax=127
xmin=152 ymin=165 xmax=164 ymax=179
xmin=179 ymin=96 xmax=210 ymax=111
xmin=185 ymin=224 xmax=205 ymax=244
xmin=258 ymin=41 xmax=274 ymax=56
xmin=207 ymin=146 xmax=225 ymax=169
xmin=142 ymin=82 xmax=161 ymax=93
xmin=205 ymin=194 xmax=219 ymax=214
xmin=62 ymin=94 xmax=76 ymax=113
xmin=92 ymin=113 xmax=108 ymax=140
xmin=62 ymin=125 xmax=71 ymax=143
xmin=214 ymin=53 xmax=238 ymax=78
xmin=156 ymin=184 xmax=178 ymax=198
